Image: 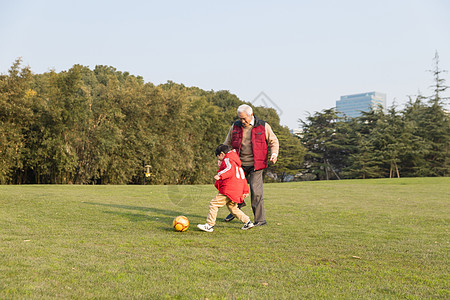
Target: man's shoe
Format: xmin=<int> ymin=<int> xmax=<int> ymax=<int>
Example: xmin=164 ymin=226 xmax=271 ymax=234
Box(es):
xmin=241 ymin=221 xmax=254 ymax=230
xmin=224 ymin=213 xmax=235 ymax=222
xmin=254 ymin=221 xmax=267 ymax=227
xmin=197 ymin=224 xmax=214 ymax=232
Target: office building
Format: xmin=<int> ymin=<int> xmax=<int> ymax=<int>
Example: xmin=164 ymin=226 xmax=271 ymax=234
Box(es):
xmin=336 ymin=92 xmax=386 ymax=118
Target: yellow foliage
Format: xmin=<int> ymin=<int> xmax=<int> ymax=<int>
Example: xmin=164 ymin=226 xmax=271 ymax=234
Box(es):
xmin=25 ymin=89 xmax=37 ymax=97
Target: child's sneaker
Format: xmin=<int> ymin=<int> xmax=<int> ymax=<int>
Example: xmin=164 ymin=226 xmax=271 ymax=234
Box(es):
xmin=241 ymin=221 xmax=254 ymax=230
xmin=224 ymin=213 xmax=235 ymax=222
xmin=197 ymin=223 xmax=214 ymax=232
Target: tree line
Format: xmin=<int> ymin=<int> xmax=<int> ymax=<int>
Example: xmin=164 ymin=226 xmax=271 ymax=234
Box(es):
xmin=1 ymin=55 xmax=448 ymax=184
xmin=299 ymin=54 xmax=449 ymax=180
xmin=0 ymin=59 xmax=303 ymax=184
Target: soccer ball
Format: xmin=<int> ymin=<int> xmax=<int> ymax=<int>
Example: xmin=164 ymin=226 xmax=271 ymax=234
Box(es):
xmin=173 ymin=215 xmax=189 ymax=232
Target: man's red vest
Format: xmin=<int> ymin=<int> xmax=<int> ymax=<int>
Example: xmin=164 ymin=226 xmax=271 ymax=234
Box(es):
xmin=231 ymin=116 xmax=268 ymax=171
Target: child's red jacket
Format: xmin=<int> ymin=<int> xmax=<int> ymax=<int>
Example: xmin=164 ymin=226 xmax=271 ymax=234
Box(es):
xmin=214 ymin=150 xmax=249 ymax=204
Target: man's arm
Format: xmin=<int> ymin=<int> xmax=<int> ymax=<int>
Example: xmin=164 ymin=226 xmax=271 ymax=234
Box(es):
xmin=223 ymin=125 xmax=233 ymax=147
xmin=265 ymin=123 xmax=279 ymax=163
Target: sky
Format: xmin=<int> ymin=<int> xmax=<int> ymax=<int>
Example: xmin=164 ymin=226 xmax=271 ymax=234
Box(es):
xmin=1 ymin=0 xmax=449 ymax=129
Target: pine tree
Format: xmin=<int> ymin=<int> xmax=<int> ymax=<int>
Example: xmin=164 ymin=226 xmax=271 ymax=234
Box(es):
xmin=421 ymin=52 xmax=450 ymax=176
xmin=342 ymin=109 xmax=386 ymax=179
xmin=344 ymin=132 xmax=382 ymax=179
xmin=300 ymin=109 xmax=343 ymax=180
xmin=255 ymin=107 xmax=305 ymax=182
xmin=401 ymin=95 xmax=432 ymax=176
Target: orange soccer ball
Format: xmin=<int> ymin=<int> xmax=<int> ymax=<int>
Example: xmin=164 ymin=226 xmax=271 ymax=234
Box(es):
xmin=173 ymin=215 xmax=189 ymax=232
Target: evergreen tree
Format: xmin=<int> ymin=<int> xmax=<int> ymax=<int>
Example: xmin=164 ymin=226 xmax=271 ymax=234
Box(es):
xmin=341 ymin=109 xmax=386 ymax=179
xmin=299 ymin=109 xmax=343 ymax=180
xmin=343 ymin=132 xmax=382 ymax=179
xmin=422 ymin=52 xmax=450 ymax=176
xmin=401 ymin=96 xmax=432 ymax=176
xmin=255 ymin=107 xmax=305 ymax=182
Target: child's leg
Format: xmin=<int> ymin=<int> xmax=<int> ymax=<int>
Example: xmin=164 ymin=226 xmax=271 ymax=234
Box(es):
xmin=206 ymin=194 xmax=228 ymax=226
xmin=226 ymin=200 xmax=250 ymax=224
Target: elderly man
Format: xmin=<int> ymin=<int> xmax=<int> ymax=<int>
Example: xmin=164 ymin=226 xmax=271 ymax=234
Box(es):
xmin=223 ymin=104 xmax=279 ymax=226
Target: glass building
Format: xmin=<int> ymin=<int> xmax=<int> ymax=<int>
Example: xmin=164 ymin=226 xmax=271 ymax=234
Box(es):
xmin=336 ymin=92 xmax=386 ymax=118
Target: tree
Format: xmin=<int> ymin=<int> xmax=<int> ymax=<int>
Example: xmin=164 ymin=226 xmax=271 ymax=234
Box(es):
xmin=0 ymin=59 xmax=34 ymax=183
xmin=340 ymin=109 xmax=386 ymax=179
xmin=400 ymin=53 xmax=450 ymax=177
xmin=299 ymin=109 xmax=344 ymax=180
xmin=255 ymin=107 xmax=305 ymax=182
xmin=343 ymin=132 xmax=382 ymax=179
xmin=422 ymin=51 xmax=450 ymax=176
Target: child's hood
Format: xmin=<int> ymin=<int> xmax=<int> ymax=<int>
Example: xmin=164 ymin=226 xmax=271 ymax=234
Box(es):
xmin=225 ymin=149 xmax=242 ymax=166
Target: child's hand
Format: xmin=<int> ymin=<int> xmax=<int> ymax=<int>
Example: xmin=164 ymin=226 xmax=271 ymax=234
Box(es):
xmin=214 ymin=175 xmax=220 ymax=180
xmin=243 ymin=193 xmax=249 ymax=198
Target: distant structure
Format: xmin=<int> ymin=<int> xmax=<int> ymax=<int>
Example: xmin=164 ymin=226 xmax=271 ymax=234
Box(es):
xmin=289 ymin=128 xmax=302 ymax=137
xmin=336 ymin=92 xmax=387 ymax=118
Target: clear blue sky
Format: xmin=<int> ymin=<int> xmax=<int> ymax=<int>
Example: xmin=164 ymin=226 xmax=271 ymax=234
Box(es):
xmin=1 ymin=0 xmax=449 ymax=129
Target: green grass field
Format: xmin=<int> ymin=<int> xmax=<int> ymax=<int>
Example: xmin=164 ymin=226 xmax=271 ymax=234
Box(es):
xmin=1 ymin=178 xmax=449 ymax=299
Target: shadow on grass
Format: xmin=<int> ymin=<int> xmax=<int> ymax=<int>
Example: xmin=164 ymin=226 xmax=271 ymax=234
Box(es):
xmin=83 ymin=202 xmax=204 ymax=226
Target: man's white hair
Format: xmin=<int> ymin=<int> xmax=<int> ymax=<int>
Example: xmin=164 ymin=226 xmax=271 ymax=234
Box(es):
xmin=237 ymin=104 xmax=253 ymax=116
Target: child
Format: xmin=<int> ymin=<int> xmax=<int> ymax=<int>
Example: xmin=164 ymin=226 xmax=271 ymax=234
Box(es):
xmin=197 ymin=144 xmax=254 ymax=232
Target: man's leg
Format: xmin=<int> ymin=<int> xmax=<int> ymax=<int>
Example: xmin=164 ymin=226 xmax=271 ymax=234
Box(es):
xmin=247 ymin=168 xmax=265 ymax=224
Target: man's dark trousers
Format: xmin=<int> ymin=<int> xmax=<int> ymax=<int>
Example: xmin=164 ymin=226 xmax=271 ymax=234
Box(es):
xmin=242 ymin=165 xmax=265 ymax=224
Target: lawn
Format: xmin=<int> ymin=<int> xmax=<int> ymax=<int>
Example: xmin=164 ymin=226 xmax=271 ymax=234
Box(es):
xmin=0 ymin=178 xmax=449 ymax=299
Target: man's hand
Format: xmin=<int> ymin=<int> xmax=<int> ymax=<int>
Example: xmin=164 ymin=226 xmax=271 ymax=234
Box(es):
xmin=270 ymin=153 xmax=278 ymax=164
xmin=214 ymin=175 xmax=220 ymax=180
xmin=243 ymin=193 xmax=249 ymax=198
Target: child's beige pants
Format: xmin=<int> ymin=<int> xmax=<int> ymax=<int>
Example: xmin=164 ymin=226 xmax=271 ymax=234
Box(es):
xmin=206 ymin=193 xmax=250 ymax=226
